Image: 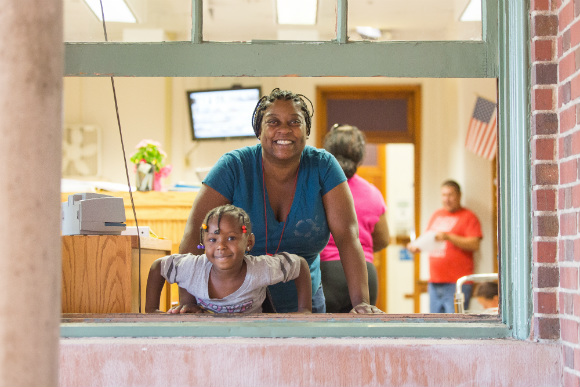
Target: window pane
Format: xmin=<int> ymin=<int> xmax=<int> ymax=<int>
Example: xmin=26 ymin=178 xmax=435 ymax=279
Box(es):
xmin=348 ymin=0 xmax=482 ymax=41
xmin=64 ymin=0 xmax=192 ymax=42
xmin=203 ymin=0 xmax=336 ymax=42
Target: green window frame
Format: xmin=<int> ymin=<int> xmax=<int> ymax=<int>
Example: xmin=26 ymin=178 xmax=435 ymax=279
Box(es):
xmin=62 ymin=0 xmax=530 ymax=339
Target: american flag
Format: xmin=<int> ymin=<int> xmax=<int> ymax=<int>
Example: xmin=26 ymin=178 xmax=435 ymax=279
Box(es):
xmin=465 ymin=96 xmax=497 ymax=160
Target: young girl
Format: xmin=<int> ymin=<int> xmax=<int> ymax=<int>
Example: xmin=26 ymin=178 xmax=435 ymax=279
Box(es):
xmin=145 ymin=204 xmax=312 ymax=314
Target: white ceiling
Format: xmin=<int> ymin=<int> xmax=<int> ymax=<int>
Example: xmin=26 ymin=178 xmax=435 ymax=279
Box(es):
xmin=64 ymin=0 xmax=482 ymax=43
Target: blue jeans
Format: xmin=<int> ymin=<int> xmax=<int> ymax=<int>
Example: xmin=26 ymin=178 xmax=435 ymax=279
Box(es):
xmin=312 ymin=284 xmax=326 ymax=313
xmin=428 ymin=282 xmax=473 ymax=313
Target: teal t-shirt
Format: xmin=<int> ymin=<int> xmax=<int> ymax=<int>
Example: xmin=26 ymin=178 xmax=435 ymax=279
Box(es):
xmin=204 ymin=144 xmax=347 ymax=312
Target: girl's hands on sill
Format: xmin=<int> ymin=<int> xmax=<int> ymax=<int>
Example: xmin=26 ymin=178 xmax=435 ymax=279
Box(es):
xmin=167 ymin=303 xmax=206 ymax=314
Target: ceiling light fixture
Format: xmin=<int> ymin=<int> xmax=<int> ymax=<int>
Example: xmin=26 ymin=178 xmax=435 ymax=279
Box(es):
xmin=460 ymin=0 xmax=481 ymax=22
xmin=276 ymin=0 xmax=317 ymax=25
xmin=84 ymin=0 xmax=137 ymax=23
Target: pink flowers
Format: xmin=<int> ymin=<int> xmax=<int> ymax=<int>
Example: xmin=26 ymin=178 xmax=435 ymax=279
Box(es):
xmin=131 ymin=139 xmax=171 ymax=191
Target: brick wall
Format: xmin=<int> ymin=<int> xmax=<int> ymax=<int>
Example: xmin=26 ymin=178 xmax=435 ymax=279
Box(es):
xmin=531 ymin=0 xmax=561 ymax=346
xmin=535 ymin=0 xmax=580 ymax=385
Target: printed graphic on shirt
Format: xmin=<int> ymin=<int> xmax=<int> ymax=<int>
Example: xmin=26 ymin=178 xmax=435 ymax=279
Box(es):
xmin=428 ymin=216 xmax=459 ymax=258
xmin=197 ymin=299 xmax=254 ymax=313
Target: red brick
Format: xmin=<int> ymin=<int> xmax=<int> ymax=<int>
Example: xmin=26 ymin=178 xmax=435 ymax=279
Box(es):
xmin=560 ymin=52 xmax=576 ymax=81
xmin=564 ymin=370 xmax=580 ymax=387
xmin=537 ymin=291 xmax=558 ymax=314
xmin=561 ymin=2 xmax=575 ymax=32
xmin=561 ymin=104 xmax=577 ymax=132
xmin=533 ymin=138 xmax=555 ymax=161
xmin=564 ymin=238 xmax=576 ymax=261
xmin=575 ymin=293 xmax=580 ymax=315
xmin=576 ymin=238 xmax=580 ymax=261
xmin=535 ymin=316 xmax=560 ymax=339
xmin=572 ymin=18 xmax=580 ymax=46
xmin=532 ymin=0 xmax=551 ymax=10
xmin=562 ymin=291 xmax=574 ymax=314
xmin=534 ymin=63 xmax=558 ymax=85
xmin=571 ymin=73 xmax=580 ymax=99
xmin=559 ymin=35 xmax=564 ymax=58
xmin=533 ymin=112 xmax=558 ymax=135
xmin=534 ymin=214 xmax=560 ymax=237
xmin=534 ymin=14 xmax=559 ymax=36
xmin=535 ymin=265 xmax=560 ymax=288
xmin=562 ymin=135 xmax=573 ymax=159
xmin=573 ymin=185 xmax=580 ymax=207
xmin=533 ymin=163 xmax=559 ymax=185
xmin=561 ymin=212 xmax=578 ymax=236
xmin=572 ymin=130 xmax=580 ymax=154
xmin=533 ymin=39 xmax=554 ymax=61
xmin=534 ymin=87 xmax=554 ymax=110
xmin=562 ymin=317 xmax=579 ymax=342
xmin=534 ymin=188 xmax=557 ymax=210
xmin=561 ymin=266 xmax=579 ymax=289
xmin=535 ymin=241 xmax=558 ymax=262
xmin=566 ymin=345 xmax=575 ymax=369
xmin=559 ymin=186 xmax=569 ymax=209
xmin=560 ymin=159 xmax=579 ymax=184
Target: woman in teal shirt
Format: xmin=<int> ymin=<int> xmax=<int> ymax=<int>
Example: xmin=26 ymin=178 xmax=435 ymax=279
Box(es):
xmin=178 ymin=88 xmax=381 ymax=314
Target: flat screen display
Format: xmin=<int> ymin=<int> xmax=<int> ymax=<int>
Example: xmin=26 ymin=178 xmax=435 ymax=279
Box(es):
xmin=187 ymin=87 xmax=261 ymax=140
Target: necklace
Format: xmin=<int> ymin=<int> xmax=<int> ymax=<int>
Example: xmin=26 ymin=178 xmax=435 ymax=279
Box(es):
xmin=261 ymin=157 xmax=300 ymax=256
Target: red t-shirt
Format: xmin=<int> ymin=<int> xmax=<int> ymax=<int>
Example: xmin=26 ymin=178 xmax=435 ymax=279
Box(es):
xmin=426 ymin=208 xmax=482 ymax=283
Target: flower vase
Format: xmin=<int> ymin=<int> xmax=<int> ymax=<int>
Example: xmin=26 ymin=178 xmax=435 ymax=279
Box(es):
xmin=136 ymin=162 xmax=154 ymax=191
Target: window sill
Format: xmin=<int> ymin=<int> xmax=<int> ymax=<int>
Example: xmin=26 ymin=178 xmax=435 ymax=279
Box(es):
xmin=61 ymin=313 xmax=509 ymax=339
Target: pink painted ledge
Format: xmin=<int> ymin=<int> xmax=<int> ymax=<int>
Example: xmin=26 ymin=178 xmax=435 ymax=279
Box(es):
xmin=60 ymin=337 xmax=561 ymax=387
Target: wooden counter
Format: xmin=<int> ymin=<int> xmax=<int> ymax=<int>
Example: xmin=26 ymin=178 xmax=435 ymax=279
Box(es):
xmin=62 ymin=235 xmax=172 ymax=313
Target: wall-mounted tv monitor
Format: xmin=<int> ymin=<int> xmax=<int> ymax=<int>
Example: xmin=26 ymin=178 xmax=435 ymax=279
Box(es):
xmin=187 ymin=86 xmax=261 ymax=140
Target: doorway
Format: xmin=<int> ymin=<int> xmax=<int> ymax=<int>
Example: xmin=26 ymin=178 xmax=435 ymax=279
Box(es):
xmin=315 ymin=85 xmax=422 ymax=313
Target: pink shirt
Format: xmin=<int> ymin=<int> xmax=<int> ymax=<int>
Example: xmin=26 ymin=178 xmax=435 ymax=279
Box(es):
xmin=320 ymin=174 xmax=387 ymax=263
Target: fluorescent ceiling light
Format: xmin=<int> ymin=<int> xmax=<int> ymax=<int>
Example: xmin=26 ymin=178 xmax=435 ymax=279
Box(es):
xmin=276 ymin=0 xmax=317 ymax=25
xmin=84 ymin=0 xmax=137 ymax=23
xmin=460 ymin=0 xmax=481 ymax=22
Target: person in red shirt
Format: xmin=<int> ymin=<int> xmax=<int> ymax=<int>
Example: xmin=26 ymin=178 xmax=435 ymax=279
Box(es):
xmin=408 ymin=180 xmax=482 ymax=313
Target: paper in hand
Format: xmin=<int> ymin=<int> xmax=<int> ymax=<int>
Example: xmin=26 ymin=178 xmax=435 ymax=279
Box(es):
xmin=409 ymin=231 xmax=445 ymax=253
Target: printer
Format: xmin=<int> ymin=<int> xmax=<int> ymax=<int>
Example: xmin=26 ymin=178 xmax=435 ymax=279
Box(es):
xmin=62 ymin=193 xmax=127 ymax=235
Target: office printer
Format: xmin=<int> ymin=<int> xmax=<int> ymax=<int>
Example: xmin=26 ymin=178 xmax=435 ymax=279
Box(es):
xmin=62 ymin=193 xmax=127 ymax=235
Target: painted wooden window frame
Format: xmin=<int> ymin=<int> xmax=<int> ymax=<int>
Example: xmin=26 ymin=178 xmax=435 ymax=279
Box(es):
xmin=62 ymin=0 xmax=530 ymax=339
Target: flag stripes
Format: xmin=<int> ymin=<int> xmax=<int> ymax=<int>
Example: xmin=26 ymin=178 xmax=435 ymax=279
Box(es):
xmin=465 ymin=96 xmax=497 ymax=160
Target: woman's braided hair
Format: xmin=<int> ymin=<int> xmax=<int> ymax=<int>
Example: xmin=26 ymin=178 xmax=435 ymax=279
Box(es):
xmin=251 ymin=88 xmax=314 ymax=138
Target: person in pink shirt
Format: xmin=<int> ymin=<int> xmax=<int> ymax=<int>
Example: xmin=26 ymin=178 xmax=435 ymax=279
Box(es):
xmin=320 ymin=124 xmax=390 ymax=312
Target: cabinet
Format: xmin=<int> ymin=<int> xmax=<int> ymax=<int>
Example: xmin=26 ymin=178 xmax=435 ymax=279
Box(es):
xmin=61 ymin=235 xmax=172 ymax=313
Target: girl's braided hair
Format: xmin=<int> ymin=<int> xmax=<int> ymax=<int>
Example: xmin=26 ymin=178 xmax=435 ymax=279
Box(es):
xmin=251 ymin=88 xmax=314 ymax=138
xmin=199 ymin=204 xmax=252 ymax=246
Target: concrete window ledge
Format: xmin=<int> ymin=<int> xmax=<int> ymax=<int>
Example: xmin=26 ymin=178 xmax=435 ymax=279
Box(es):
xmin=60 ymin=337 xmax=561 ymax=387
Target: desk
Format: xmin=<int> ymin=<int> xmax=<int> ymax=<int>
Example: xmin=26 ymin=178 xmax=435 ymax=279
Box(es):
xmin=62 ymin=235 xmax=172 ymax=313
